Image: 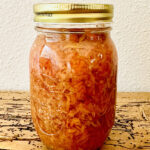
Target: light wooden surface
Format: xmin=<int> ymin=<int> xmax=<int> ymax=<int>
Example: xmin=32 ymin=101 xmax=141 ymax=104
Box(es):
xmin=0 ymin=92 xmax=150 ymax=150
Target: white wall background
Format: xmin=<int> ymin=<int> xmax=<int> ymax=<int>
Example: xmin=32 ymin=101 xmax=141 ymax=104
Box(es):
xmin=0 ymin=0 xmax=150 ymax=92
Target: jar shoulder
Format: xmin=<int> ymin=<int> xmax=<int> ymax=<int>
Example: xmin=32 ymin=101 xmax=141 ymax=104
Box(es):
xmin=30 ymin=33 xmax=117 ymax=66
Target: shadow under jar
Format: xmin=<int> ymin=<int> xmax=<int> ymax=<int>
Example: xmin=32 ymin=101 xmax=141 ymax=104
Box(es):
xmin=30 ymin=3 xmax=118 ymax=150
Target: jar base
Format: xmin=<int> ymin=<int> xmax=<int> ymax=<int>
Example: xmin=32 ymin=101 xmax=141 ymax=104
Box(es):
xmin=42 ymin=145 xmax=52 ymax=150
xmin=43 ymin=145 xmax=101 ymax=150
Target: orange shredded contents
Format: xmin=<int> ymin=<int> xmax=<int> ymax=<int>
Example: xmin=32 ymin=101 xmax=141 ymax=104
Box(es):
xmin=30 ymin=29 xmax=118 ymax=150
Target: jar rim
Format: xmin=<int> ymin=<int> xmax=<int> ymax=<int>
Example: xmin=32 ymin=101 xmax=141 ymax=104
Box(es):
xmin=35 ymin=22 xmax=112 ymax=30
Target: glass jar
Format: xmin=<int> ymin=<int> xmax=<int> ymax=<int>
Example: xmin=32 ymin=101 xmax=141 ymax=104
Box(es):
xmin=30 ymin=3 xmax=118 ymax=150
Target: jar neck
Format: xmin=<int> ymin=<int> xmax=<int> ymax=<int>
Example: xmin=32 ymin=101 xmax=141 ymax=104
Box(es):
xmin=35 ymin=22 xmax=112 ymax=34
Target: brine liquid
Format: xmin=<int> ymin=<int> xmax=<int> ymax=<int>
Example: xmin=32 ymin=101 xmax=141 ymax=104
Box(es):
xmin=30 ymin=30 xmax=117 ymax=150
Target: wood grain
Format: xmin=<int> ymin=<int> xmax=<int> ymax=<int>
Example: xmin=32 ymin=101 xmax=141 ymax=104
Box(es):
xmin=0 ymin=92 xmax=150 ymax=150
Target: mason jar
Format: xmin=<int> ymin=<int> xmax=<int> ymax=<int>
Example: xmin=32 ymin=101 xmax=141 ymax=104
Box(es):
xmin=30 ymin=3 xmax=118 ymax=150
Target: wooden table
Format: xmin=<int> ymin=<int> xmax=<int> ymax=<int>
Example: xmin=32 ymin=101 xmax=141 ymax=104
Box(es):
xmin=0 ymin=92 xmax=150 ymax=150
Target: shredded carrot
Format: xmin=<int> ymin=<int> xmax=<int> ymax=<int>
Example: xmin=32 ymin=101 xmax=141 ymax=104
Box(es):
xmin=30 ymin=29 xmax=117 ymax=150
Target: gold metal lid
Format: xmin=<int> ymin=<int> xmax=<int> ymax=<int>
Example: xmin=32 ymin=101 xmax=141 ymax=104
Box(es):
xmin=34 ymin=3 xmax=114 ymax=23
